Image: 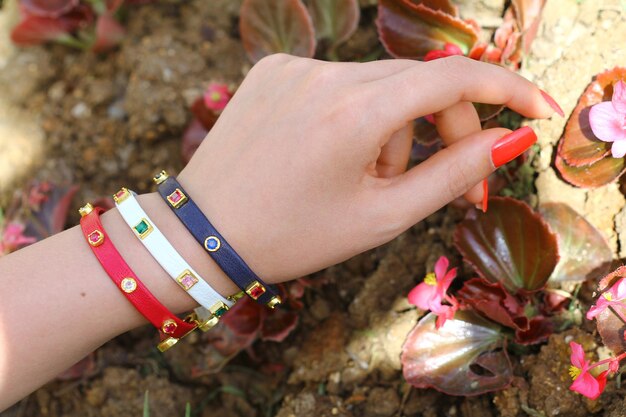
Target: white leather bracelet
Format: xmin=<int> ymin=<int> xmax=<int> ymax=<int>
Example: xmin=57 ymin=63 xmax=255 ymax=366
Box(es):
xmin=113 ymin=187 xmax=234 ymax=330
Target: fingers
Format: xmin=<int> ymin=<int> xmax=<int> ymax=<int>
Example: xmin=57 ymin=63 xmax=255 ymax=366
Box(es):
xmin=373 ymin=126 xmax=537 ymax=233
xmin=367 ymin=56 xmax=556 ymax=125
xmin=375 ymin=123 xmax=413 ymax=178
xmin=433 ymin=101 xmax=484 ymax=204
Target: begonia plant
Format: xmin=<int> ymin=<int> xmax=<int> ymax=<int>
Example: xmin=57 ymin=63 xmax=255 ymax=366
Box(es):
xmin=401 ymin=197 xmax=611 ymax=396
xmin=556 ymin=67 xmax=626 ymax=188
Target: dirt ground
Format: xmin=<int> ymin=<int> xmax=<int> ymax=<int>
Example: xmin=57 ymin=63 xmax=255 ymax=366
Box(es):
xmin=1 ymin=0 xmax=626 ymax=416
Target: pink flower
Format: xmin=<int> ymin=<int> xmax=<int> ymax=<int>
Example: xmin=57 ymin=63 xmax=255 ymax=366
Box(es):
xmin=589 ymin=80 xmax=626 ymax=158
xmin=408 ymin=256 xmax=458 ymax=328
xmin=203 ymin=83 xmax=231 ymax=112
xmin=0 ymin=222 xmax=37 ymax=254
xmin=424 ymin=43 xmax=463 ymax=62
xmin=568 ymin=342 xmax=608 ymax=400
xmin=587 ymin=278 xmax=626 ymax=320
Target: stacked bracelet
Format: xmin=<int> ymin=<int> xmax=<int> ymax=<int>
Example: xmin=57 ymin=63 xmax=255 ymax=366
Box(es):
xmin=113 ymin=188 xmax=235 ymax=331
xmin=153 ymin=171 xmax=282 ymax=308
xmin=79 ymin=204 xmax=197 ymax=352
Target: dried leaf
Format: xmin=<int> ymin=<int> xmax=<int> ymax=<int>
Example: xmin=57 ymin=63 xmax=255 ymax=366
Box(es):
xmin=454 ymin=197 xmax=559 ymax=294
xmin=308 ymin=0 xmax=360 ymax=48
xmin=558 ymin=67 xmax=626 ymax=167
xmin=401 ymin=310 xmax=512 ymax=395
xmin=239 ymin=0 xmax=316 ymax=63
xmin=555 ymin=152 xmax=626 ymax=189
xmin=539 ymin=202 xmax=612 ymax=283
xmin=376 ymin=0 xmax=478 ymax=59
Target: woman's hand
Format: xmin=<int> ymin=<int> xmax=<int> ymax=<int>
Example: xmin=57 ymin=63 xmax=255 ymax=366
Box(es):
xmin=180 ymin=54 xmax=557 ymax=283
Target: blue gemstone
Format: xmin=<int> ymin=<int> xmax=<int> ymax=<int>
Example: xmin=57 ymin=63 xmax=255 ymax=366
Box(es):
xmin=206 ymin=237 xmax=218 ymax=250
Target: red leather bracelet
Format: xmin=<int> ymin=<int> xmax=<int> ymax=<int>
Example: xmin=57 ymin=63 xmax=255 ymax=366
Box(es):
xmin=79 ymin=203 xmax=197 ymax=352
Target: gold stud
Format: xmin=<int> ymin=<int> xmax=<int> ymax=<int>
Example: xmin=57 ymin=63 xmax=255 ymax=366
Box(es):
xmin=113 ymin=187 xmax=131 ymax=204
xmin=198 ymin=316 xmax=219 ymax=332
xmin=228 ymin=291 xmax=246 ymax=303
xmin=266 ymin=296 xmax=282 ymax=309
xmin=210 ymin=301 xmax=229 ymax=317
xmin=153 ymin=170 xmax=169 ymax=185
xmin=79 ymin=203 xmax=94 ymax=217
xmin=157 ymin=337 xmax=179 ymax=352
xmin=161 ymin=319 xmax=178 ymax=335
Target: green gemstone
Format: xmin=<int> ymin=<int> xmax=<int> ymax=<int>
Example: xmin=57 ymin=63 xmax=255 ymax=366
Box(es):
xmin=134 ymin=220 xmax=149 ymax=235
xmin=214 ymin=306 xmax=228 ymax=317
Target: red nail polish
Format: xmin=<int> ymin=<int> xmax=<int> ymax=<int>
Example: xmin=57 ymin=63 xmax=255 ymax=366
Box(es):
xmin=481 ymin=179 xmax=488 ymax=213
xmin=540 ymin=90 xmax=564 ymax=117
xmin=491 ymin=126 xmax=537 ymax=168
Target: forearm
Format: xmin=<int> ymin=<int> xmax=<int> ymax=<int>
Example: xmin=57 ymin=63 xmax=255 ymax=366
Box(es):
xmin=0 ymin=189 xmax=238 ymax=411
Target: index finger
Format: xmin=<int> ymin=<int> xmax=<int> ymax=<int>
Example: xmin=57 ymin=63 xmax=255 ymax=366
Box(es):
xmin=365 ymin=56 xmax=557 ymax=126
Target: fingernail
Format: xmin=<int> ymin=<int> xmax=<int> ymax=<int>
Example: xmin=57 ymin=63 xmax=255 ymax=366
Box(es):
xmin=491 ymin=126 xmax=537 ymax=168
xmin=540 ymin=90 xmax=564 ymax=117
xmin=481 ymin=179 xmax=488 ymax=213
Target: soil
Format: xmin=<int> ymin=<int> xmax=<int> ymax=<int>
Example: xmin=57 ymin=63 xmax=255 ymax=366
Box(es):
xmin=1 ymin=0 xmax=625 ymax=416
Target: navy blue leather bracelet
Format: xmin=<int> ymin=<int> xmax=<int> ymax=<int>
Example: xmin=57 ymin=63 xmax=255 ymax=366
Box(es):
xmin=153 ymin=171 xmax=281 ymax=308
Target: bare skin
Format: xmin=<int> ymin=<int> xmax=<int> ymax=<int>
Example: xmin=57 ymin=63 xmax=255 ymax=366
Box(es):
xmin=0 ymin=54 xmax=557 ymax=411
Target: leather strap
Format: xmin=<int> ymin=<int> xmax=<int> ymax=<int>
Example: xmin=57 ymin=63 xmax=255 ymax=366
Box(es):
xmin=153 ymin=171 xmax=281 ymax=308
xmin=113 ymin=188 xmax=234 ymax=330
xmin=79 ymin=204 xmax=196 ymax=352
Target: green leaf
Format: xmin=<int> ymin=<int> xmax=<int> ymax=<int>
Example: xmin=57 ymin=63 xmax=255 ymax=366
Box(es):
xmin=184 ymin=402 xmax=191 ymax=417
xmin=539 ymin=202 xmax=612 ymax=283
xmin=239 ymin=0 xmax=316 ymax=63
xmin=143 ymin=391 xmax=150 ymax=417
xmin=376 ymin=0 xmax=478 ymax=59
xmin=454 ymin=197 xmax=559 ymax=293
xmin=401 ymin=310 xmax=512 ymax=395
xmin=308 ymin=0 xmax=360 ymax=48
xmin=555 ymin=151 xmax=626 ymax=188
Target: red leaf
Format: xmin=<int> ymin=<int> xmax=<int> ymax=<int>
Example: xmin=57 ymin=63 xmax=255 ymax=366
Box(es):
xmin=555 ymin=151 xmax=626 ymax=189
xmin=221 ymin=297 xmax=265 ymax=337
xmin=457 ymin=278 xmax=528 ymax=331
xmin=11 ymin=15 xmax=72 ymax=45
xmin=11 ymin=5 xmax=94 ymax=46
xmin=558 ymin=68 xmax=626 ymax=167
xmin=494 ymin=0 xmax=546 ymax=67
xmin=376 ymin=0 xmax=478 ymax=59
xmin=239 ymin=0 xmax=316 ymax=63
xmin=190 ymin=97 xmax=219 ymax=131
xmin=514 ymin=315 xmax=552 ymax=345
xmin=308 ymin=0 xmax=360 ymax=48
xmin=407 ymin=0 xmax=457 ymax=16
xmin=401 ymin=310 xmax=512 ymax=396
xmin=23 ymin=182 xmax=78 ymax=240
xmin=261 ymin=309 xmax=299 ymax=342
xmin=539 ymin=202 xmax=612 ymax=283
xmin=20 ymin=0 xmax=79 ymax=18
xmin=91 ymin=14 xmax=125 ymax=53
xmin=181 ymin=120 xmax=209 ymax=164
xmin=454 ymin=197 xmax=559 ymax=294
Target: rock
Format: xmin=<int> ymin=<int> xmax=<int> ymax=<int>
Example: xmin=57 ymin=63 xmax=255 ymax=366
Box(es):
xmin=364 ymin=387 xmax=400 ymax=417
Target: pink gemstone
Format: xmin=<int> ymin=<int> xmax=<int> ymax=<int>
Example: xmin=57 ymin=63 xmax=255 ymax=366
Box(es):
xmin=114 ymin=189 xmax=127 ymax=200
xmin=169 ymin=190 xmax=183 ymax=203
xmin=89 ymin=231 xmax=101 ymax=243
xmin=179 ymin=273 xmax=197 ymax=290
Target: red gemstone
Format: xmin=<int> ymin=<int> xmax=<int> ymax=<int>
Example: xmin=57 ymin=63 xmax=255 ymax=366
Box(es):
xmin=169 ymin=189 xmax=183 ymax=203
xmin=115 ymin=190 xmax=125 ymax=199
xmin=88 ymin=231 xmax=102 ymax=244
xmin=249 ymin=284 xmax=265 ymax=299
xmin=162 ymin=321 xmax=177 ymax=334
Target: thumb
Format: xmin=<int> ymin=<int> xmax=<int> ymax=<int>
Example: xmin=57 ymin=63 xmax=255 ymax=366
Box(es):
xmin=378 ymin=126 xmax=536 ymax=230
